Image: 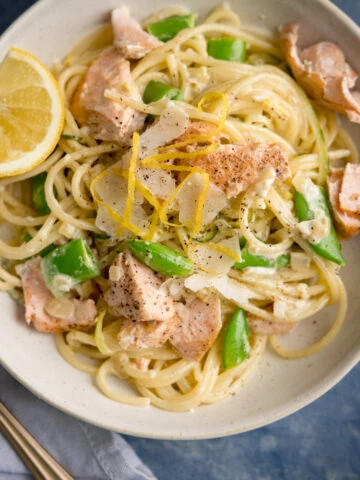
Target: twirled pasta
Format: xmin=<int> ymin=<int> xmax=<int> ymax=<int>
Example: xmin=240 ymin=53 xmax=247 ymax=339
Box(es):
xmin=0 ymin=3 xmax=354 ymax=411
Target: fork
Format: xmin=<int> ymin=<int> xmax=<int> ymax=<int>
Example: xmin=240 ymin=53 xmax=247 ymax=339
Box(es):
xmin=0 ymin=401 xmax=74 ymax=480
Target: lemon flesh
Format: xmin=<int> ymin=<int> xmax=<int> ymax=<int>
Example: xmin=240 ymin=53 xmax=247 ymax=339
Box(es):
xmin=0 ymin=48 xmax=65 ymax=177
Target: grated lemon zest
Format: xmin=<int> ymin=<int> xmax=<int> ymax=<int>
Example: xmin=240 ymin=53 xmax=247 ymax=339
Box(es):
xmin=90 ymin=136 xmax=157 ymax=240
xmin=91 ymin=92 xmax=229 ymax=241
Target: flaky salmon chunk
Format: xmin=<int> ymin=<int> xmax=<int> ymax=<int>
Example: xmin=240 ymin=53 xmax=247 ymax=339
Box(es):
xmin=247 ymin=315 xmax=294 ymax=335
xmin=15 ymin=258 xmax=97 ymax=333
xmin=328 ymin=165 xmax=360 ymax=239
xmin=71 ymin=47 xmax=145 ymax=143
xmin=117 ymin=315 xmax=181 ymax=350
xmin=104 ymin=250 xmax=175 ymax=322
xmin=180 ymin=142 xmax=290 ymax=198
xmin=280 ymin=24 xmax=360 ymax=123
xmin=112 ymin=6 xmax=162 ymax=59
xmin=170 ymin=293 xmax=222 ymax=361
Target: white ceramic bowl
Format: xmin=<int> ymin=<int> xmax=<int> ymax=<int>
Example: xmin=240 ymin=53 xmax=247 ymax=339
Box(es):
xmin=0 ymin=0 xmax=359 ymax=439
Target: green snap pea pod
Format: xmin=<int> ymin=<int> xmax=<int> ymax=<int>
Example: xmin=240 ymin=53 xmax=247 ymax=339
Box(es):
xmin=294 ymin=188 xmax=345 ymax=266
xmin=147 ymin=14 xmax=197 ymax=42
xmin=222 ymin=308 xmax=251 ymax=370
xmin=207 ymin=38 xmax=246 ymax=62
xmin=143 ymin=81 xmax=183 ymax=104
xmin=41 ymin=239 xmax=100 ymax=296
xmin=234 ymin=239 xmax=290 ymax=270
xmin=128 ymin=240 xmax=193 ymax=277
xmin=31 ymin=172 xmax=51 ymax=216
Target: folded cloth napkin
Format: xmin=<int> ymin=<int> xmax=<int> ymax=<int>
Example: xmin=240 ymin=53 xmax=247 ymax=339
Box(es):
xmin=0 ymin=367 xmax=157 ymax=480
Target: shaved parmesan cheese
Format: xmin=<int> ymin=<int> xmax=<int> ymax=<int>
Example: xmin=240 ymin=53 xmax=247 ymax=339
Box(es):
xmin=161 ymin=277 xmax=184 ymax=300
xmin=185 ymin=272 xmax=262 ymax=304
xmin=243 ymin=267 xmax=277 ymax=275
xmin=296 ymin=209 xmax=330 ymax=244
xmin=140 ymin=101 xmax=189 ymax=154
xmin=137 ymin=167 xmax=176 ymax=200
xmin=177 ymin=173 xmax=227 ymax=227
xmin=255 ymin=167 xmax=276 ymax=195
xmin=109 ymin=265 xmax=124 ymax=281
xmin=190 ymin=236 xmax=241 ymax=274
xmin=292 ymin=171 xmax=322 ymax=205
xmin=273 ymin=298 xmax=309 ymax=319
xmin=94 ymin=171 xmax=149 ymax=236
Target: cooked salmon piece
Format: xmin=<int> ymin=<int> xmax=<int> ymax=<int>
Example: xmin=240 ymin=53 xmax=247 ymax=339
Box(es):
xmin=117 ymin=315 xmax=181 ymax=349
xmin=112 ymin=6 xmax=162 ymax=59
xmin=170 ymin=293 xmax=222 ymax=361
xmin=175 ymin=121 xmax=228 ymax=144
xmin=179 ymin=142 xmax=290 ymax=198
xmin=328 ymin=166 xmax=360 ymax=239
xmin=339 ymin=163 xmax=360 ymax=213
xmin=15 ymin=258 xmax=97 ymax=333
xmin=104 ymin=250 xmax=176 ymax=322
xmin=71 ymin=47 xmax=145 ymax=143
xmin=280 ymin=24 xmax=360 ymax=123
xmin=247 ymin=314 xmax=294 ymax=335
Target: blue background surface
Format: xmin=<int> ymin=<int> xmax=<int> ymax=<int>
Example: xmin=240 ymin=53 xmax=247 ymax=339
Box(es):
xmin=0 ymin=1 xmax=359 ymax=479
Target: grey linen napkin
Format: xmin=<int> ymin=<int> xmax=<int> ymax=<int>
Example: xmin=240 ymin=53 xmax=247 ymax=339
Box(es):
xmin=0 ymin=367 xmax=157 ymax=480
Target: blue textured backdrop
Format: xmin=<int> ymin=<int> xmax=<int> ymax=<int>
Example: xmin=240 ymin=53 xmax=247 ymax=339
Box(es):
xmin=0 ymin=1 xmax=359 ymax=479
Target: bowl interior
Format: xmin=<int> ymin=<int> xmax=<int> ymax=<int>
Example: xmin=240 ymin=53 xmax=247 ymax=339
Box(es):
xmin=0 ymin=0 xmax=359 ymax=438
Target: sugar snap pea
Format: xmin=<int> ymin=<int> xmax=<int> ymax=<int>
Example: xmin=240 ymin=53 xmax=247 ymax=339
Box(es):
xmin=294 ymin=187 xmax=345 ymax=266
xmin=222 ymin=307 xmax=251 ymax=370
xmin=128 ymin=240 xmax=193 ymax=277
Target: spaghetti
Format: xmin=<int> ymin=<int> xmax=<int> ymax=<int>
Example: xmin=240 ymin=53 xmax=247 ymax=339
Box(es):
xmin=0 ymin=3 xmax=355 ymax=411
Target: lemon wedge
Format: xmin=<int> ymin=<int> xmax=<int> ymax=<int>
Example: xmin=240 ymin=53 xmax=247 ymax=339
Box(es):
xmin=0 ymin=47 xmax=65 ymax=177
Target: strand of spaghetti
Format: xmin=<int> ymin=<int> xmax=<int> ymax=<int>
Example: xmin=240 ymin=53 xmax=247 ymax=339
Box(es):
xmin=131 ymin=23 xmax=281 ymax=81
xmin=238 ymin=187 xmax=294 ymax=256
xmin=45 ymin=144 xmax=119 ymax=232
xmin=228 ymin=117 xmax=296 ymax=151
xmin=123 ymin=348 xmax=179 ymax=360
xmin=94 ymin=309 xmax=114 ymax=355
xmin=66 ymin=331 xmax=97 ymax=348
xmin=266 ymin=187 xmax=341 ymax=304
xmin=0 ymin=216 xmax=60 ymax=259
xmin=0 ymin=266 xmax=22 ymax=287
xmin=0 ymin=196 xmax=47 ymax=227
xmin=270 ymin=274 xmax=347 ymax=358
xmin=335 ymin=128 xmax=359 ymax=163
xmin=71 ymin=162 xmax=96 ymax=210
xmin=55 ymin=334 xmax=98 ymax=375
xmin=96 ymin=359 xmax=151 ymax=407
xmin=135 ymin=345 xmax=219 ymax=411
xmin=104 ymin=90 xmax=243 ymax=140
xmin=57 ymin=65 xmax=87 ymax=104
xmin=204 ymin=2 xmax=241 ymax=27
xmin=0 ymin=148 xmax=64 ymax=187
xmin=236 ymin=274 xmax=326 ymax=300
xmin=116 ymin=357 xmax=197 ymax=388
xmin=204 ymin=335 xmax=266 ymax=403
